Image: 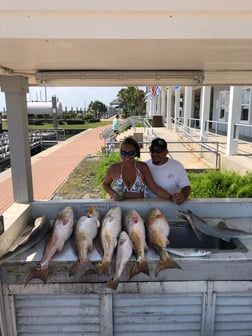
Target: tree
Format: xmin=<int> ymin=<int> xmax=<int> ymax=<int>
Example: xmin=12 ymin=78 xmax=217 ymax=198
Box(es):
xmin=88 ymin=100 xmax=107 ymax=118
xmin=117 ymin=87 xmax=146 ymax=116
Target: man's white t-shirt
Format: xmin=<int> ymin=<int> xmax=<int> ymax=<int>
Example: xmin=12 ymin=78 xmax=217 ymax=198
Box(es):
xmin=144 ymin=158 xmax=190 ymax=198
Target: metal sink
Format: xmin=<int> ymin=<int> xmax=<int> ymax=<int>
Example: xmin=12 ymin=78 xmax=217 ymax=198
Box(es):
xmin=168 ymin=222 xmax=247 ymax=251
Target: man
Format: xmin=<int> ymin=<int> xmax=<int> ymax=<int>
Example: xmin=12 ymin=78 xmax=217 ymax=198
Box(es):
xmin=144 ymin=137 xmax=191 ymax=205
xmin=112 ymin=114 xmax=120 ymax=141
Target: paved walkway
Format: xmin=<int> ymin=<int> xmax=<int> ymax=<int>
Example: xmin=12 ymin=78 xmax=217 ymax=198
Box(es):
xmin=0 ymin=125 xmax=108 ymax=214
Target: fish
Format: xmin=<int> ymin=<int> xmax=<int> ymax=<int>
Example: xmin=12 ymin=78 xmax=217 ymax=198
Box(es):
xmin=69 ymin=205 xmax=101 ymax=277
xmin=94 ymin=206 xmax=122 ymax=275
xmin=163 ymin=247 xmax=212 ymax=258
xmin=124 ymin=209 xmax=150 ymax=279
xmin=105 ymin=231 xmax=133 ymax=290
xmin=24 ymin=206 xmax=75 ymax=286
xmin=0 ymin=215 xmax=51 ymax=265
xmin=177 ymin=209 xmax=252 ymax=242
xmin=145 ymin=207 xmax=181 ymax=276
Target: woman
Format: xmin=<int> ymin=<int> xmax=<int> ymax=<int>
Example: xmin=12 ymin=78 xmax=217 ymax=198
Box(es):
xmin=103 ymin=137 xmax=173 ymax=201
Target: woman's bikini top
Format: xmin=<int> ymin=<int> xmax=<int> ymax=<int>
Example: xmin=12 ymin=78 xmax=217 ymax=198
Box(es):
xmin=113 ymin=162 xmax=145 ymax=193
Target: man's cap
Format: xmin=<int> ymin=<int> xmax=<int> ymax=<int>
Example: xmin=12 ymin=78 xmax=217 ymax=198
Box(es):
xmin=150 ymin=138 xmax=167 ymax=150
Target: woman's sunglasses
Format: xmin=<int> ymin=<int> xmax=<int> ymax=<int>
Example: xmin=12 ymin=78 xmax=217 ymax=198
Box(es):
xmin=121 ymin=150 xmax=135 ymax=156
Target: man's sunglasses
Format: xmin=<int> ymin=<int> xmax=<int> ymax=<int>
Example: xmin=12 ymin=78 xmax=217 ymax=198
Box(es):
xmin=121 ymin=150 xmax=135 ymax=156
xmin=149 ymin=148 xmax=165 ymax=154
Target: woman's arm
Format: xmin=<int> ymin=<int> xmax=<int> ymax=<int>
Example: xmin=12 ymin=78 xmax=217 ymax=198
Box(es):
xmin=140 ymin=163 xmax=172 ymax=200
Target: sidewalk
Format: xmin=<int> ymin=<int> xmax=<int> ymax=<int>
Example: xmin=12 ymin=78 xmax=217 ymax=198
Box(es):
xmin=0 ymin=125 xmax=108 ymax=214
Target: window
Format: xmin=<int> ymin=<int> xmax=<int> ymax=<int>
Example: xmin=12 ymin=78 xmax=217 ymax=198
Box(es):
xmin=240 ymin=88 xmax=250 ymax=122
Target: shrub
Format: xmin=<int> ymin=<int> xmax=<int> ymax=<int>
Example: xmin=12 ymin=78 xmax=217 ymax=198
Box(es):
xmin=95 ymin=152 xmax=121 ymax=197
xmin=188 ymin=170 xmax=252 ymax=198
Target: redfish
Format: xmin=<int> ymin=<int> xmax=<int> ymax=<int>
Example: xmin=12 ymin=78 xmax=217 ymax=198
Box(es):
xmin=124 ymin=209 xmax=149 ymax=279
xmin=25 ymin=206 xmax=75 ymax=286
xmin=95 ymin=206 xmax=122 ymax=275
xmin=145 ymin=207 xmax=181 ymax=276
xmin=69 ymin=205 xmax=101 ymax=277
xmin=105 ymin=231 xmax=133 ymax=290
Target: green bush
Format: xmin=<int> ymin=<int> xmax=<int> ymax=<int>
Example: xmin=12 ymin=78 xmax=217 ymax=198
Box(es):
xmin=83 ymin=113 xmax=95 ymax=121
xmin=95 ymin=152 xmax=121 ymax=198
xmin=66 ymin=119 xmax=84 ymax=125
xmin=188 ymin=170 xmax=252 ymax=198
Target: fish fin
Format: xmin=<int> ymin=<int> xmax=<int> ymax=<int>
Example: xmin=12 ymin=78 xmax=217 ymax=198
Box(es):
xmin=24 ymin=264 xmax=49 ymax=287
xmin=192 ymin=227 xmax=204 ymax=241
xmin=69 ymin=260 xmax=96 ymax=277
xmin=89 ymin=205 xmax=95 ymax=216
xmin=155 ymin=256 xmax=181 ymax=277
xmin=216 ymin=220 xmax=229 ymax=230
xmin=129 ymin=259 xmax=150 ymax=280
xmin=156 ymin=214 xmax=165 ymax=219
xmin=83 ymin=268 xmax=97 ymax=276
xmin=216 ymin=221 xmax=249 ymax=234
xmin=105 ymin=278 xmax=119 ymax=290
xmin=95 ymin=260 xmax=111 ymax=275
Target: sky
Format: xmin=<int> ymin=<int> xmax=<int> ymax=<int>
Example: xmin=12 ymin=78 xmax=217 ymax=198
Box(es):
xmin=0 ymin=86 xmax=125 ymax=111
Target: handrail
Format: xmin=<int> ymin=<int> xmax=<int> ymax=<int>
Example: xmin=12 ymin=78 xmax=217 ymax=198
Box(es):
xmin=100 ymin=118 xmax=134 ymax=142
xmin=106 ymin=139 xmax=220 ymax=169
xmin=0 ymin=129 xmax=65 ymax=165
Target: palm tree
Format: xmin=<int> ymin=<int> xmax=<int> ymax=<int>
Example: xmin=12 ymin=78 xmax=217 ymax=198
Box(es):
xmin=117 ymin=87 xmax=146 ymax=116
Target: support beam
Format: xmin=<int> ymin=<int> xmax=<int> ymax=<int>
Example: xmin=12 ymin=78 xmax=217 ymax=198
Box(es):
xmin=0 ymin=76 xmax=33 ymax=203
xmin=199 ymin=86 xmax=211 ymax=141
xmin=226 ymin=86 xmax=242 ymax=155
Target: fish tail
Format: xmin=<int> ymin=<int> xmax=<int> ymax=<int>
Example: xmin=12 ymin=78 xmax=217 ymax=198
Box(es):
xmin=105 ymin=278 xmax=119 ymax=290
xmin=95 ymin=260 xmax=111 ymax=275
xmin=69 ymin=260 xmax=96 ymax=277
xmin=129 ymin=259 xmax=150 ymax=280
xmin=155 ymin=255 xmax=182 ymax=277
xmin=24 ymin=264 xmax=49 ymax=287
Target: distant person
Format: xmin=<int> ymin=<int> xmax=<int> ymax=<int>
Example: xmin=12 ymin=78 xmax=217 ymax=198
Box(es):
xmin=103 ymin=137 xmax=173 ymax=201
xmin=112 ymin=114 xmax=120 ymax=141
xmin=144 ymin=138 xmax=191 ymax=205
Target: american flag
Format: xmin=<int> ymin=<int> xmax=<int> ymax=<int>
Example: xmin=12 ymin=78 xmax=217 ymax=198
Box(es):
xmin=151 ymin=86 xmax=158 ymax=96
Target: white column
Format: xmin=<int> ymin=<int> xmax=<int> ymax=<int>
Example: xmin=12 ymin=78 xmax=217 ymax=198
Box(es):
xmin=145 ymin=93 xmax=152 ymax=118
xmin=151 ymin=95 xmax=156 ymax=116
xmin=156 ymin=87 xmax=161 ymax=115
xmin=226 ymin=86 xmax=242 ymax=155
xmin=184 ymin=86 xmax=193 ymax=133
xmin=166 ymin=86 xmax=172 ymax=129
xmin=199 ymin=86 xmax=211 ymax=141
xmin=160 ymin=86 xmax=166 ymax=119
xmin=174 ymin=87 xmax=180 ymax=132
xmin=0 ymin=76 xmax=33 ymax=203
